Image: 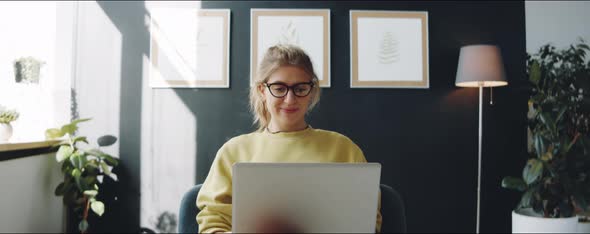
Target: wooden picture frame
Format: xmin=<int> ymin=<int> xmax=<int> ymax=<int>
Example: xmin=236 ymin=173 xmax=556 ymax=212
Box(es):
xmin=251 ymin=9 xmax=330 ymax=87
xmin=350 ymin=10 xmax=429 ymax=88
xmin=149 ymin=8 xmax=230 ymax=88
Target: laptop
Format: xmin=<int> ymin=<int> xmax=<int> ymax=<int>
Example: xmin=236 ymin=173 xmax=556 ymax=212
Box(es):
xmin=232 ymin=162 xmax=381 ymax=233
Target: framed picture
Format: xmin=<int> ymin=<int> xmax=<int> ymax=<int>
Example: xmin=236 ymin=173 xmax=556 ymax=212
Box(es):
xmin=251 ymin=9 xmax=330 ymax=87
xmin=149 ymin=8 xmax=230 ymax=88
xmin=350 ymin=10 xmax=429 ymax=88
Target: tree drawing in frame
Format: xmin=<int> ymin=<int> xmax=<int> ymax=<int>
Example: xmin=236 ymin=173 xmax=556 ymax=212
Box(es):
xmin=350 ymin=10 xmax=429 ymax=88
xmin=378 ymin=31 xmax=400 ymax=64
xmin=251 ymin=9 xmax=330 ymax=87
xmin=278 ymin=20 xmax=300 ymax=45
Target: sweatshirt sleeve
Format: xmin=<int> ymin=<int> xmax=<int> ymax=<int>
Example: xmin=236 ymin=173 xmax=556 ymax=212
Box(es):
xmin=196 ymin=145 xmax=234 ymax=233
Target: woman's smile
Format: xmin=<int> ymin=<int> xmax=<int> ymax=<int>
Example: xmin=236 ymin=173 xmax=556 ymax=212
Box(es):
xmin=280 ymin=107 xmax=299 ymax=114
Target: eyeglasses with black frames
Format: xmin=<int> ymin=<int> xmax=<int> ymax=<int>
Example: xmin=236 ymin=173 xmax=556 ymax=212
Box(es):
xmin=264 ymin=82 xmax=314 ymax=98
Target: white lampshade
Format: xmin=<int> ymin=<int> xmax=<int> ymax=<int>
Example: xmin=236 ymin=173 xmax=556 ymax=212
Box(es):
xmin=455 ymin=45 xmax=508 ymax=87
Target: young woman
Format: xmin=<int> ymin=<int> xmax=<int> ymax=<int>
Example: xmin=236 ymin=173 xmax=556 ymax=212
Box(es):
xmin=196 ymin=44 xmax=382 ymax=233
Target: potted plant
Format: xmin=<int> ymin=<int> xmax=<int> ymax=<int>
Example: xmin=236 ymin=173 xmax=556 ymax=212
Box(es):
xmin=0 ymin=105 xmax=19 ymax=142
xmin=46 ymin=118 xmax=120 ymax=233
xmin=13 ymin=56 xmax=44 ymax=84
xmin=502 ymin=40 xmax=590 ymax=232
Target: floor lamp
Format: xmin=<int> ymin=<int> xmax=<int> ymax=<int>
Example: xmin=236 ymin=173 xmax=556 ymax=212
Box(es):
xmin=455 ymin=45 xmax=508 ymax=233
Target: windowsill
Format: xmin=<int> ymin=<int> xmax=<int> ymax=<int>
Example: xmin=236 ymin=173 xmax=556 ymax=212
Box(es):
xmin=0 ymin=139 xmax=61 ymax=153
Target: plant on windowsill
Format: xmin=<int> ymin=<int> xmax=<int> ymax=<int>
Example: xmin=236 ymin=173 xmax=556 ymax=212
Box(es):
xmin=46 ymin=118 xmax=119 ymax=233
xmin=13 ymin=56 xmax=44 ymax=84
xmin=501 ymin=39 xmax=590 ymax=232
xmin=0 ymin=105 xmax=19 ymax=142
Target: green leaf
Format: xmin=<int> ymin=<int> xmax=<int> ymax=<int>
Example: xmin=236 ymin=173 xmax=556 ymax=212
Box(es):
xmin=86 ymin=149 xmax=119 ymax=166
xmin=71 ymin=168 xmax=82 ymax=190
xmin=69 ymin=151 xmax=86 ymax=170
xmin=530 ymin=93 xmax=544 ymax=104
xmin=107 ymin=172 xmax=118 ymax=181
xmin=97 ymin=135 xmax=117 ymax=147
xmin=538 ymin=113 xmax=555 ymax=131
xmin=61 ymin=160 xmax=72 ymax=173
xmin=530 ymin=61 xmax=541 ymax=85
xmin=523 ymin=159 xmax=543 ymax=185
xmin=102 ymin=154 xmax=119 ymax=167
xmin=91 ymin=201 xmax=105 ymax=216
xmin=85 ymin=149 xmax=100 ymax=157
xmin=518 ymin=188 xmax=535 ymax=209
xmin=60 ymin=124 xmax=77 ymax=136
xmin=84 ymin=165 xmax=100 ymax=179
xmin=56 ymin=145 xmax=73 ymax=162
xmin=83 ymin=190 xmax=98 ymax=197
xmin=533 ymin=134 xmax=546 ymax=158
xmin=61 ymin=179 xmax=74 ymax=195
xmin=502 ymin=177 xmax=527 ymax=191
xmin=71 ymin=118 xmax=91 ymax=126
xmin=100 ymin=162 xmax=112 ymax=176
xmin=45 ymin=128 xmax=65 ymax=140
xmin=540 ymin=151 xmax=553 ymax=162
xmin=63 ymin=188 xmax=76 ymax=205
xmin=61 ymin=118 xmax=91 ymax=136
xmin=555 ymin=106 xmax=567 ymax=123
xmin=72 ymin=136 xmax=88 ymax=145
xmin=85 ymin=159 xmax=99 ymax=168
xmin=78 ymin=219 xmax=88 ymax=232
xmin=82 ymin=176 xmax=97 ymax=190
xmin=54 ymin=182 xmax=65 ymax=196
xmin=71 ymin=168 xmax=81 ymax=179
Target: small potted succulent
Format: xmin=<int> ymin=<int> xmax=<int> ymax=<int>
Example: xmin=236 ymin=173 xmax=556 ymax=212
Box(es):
xmin=13 ymin=56 xmax=44 ymax=84
xmin=0 ymin=105 xmax=20 ymax=142
xmin=501 ymin=40 xmax=590 ymax=232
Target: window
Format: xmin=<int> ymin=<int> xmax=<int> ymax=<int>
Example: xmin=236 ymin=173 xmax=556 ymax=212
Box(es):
xmin=0 ymin=1 xmax=75 ymax=142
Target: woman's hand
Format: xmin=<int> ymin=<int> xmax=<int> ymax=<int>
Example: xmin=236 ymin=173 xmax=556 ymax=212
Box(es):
xmin=254 ymin=215 xmax=302 ymax=233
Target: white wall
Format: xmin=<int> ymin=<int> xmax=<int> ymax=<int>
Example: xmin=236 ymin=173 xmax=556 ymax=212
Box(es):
xmin=0 ymin=154 xmax=64 ymax=232
xmin=73 ymin=1 xmax=122 ymax=156
xmin=526 ymin=1 xmax=590 ymax=53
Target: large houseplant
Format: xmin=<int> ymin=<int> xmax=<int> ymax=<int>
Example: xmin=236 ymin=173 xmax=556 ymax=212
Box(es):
xmin=502 ymin=40 xmax=590 ymax=232
xmin=46 ymin=118 xmax=119 ymax=233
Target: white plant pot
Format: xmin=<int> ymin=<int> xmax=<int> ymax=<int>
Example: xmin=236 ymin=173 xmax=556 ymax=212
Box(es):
xmin=512 ymin=208 xmax=578 ymax=233
xmin=578 ymin=215 xmax=590 ymax=233
xmin=0 ymin=123 xmax=13 ymax=142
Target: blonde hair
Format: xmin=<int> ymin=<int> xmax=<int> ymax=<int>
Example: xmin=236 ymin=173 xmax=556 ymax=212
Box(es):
xmin=249 ymin=44 xmax=321 ymax=131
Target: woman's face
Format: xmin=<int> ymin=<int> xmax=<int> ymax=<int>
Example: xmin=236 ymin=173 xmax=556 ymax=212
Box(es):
xmin=260 ymin=65 xmax=314 ymax=132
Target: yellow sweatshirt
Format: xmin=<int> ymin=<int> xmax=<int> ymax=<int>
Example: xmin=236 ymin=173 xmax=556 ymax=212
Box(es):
xmin=196 ymin=126 xmax=382 ymax=233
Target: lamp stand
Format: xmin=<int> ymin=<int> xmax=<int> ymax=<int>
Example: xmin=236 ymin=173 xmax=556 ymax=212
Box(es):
xmin=477 ymin=85 xmax=483 ymax=233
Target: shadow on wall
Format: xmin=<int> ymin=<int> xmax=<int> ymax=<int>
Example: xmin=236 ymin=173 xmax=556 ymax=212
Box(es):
xmin=93 ymin=1 xmax=249 ymax=232
xmin=83 ymin=1 xmax=149 ymax=232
